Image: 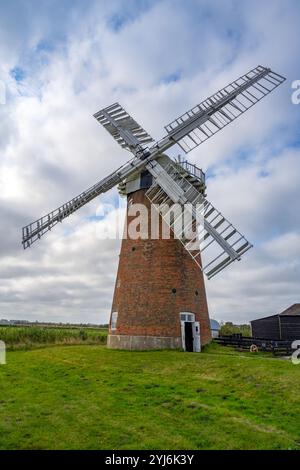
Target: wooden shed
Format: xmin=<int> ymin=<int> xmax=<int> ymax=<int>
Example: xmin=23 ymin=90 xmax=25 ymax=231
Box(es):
xmin=250 ymin=304 xmax=300 ymax=340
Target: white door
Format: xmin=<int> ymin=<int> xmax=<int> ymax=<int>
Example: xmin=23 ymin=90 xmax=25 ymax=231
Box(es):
xmin=180 ymin=313 xmax=201 ymax=353
xmin=180 ymin=320 xmax=186 ymax=351
xmin=193 ymin=321 xmax=201 ymax=352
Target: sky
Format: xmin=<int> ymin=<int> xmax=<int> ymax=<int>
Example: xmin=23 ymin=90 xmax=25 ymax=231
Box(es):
xmin=0 ymin=0 xmax=299 ymax=325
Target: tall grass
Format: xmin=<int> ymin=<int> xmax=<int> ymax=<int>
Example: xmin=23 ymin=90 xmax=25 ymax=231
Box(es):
xmin=0 ymin=326 xmax=107 ymax=350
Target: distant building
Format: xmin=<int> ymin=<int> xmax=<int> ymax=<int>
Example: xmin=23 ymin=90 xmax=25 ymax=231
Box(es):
xmin=250 ymin=304 xmax=300 ymax=340
xmin=210 ymin=319 xmax=221 ymax=338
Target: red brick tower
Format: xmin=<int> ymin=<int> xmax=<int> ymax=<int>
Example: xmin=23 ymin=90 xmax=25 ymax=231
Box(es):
xmin=107 ymin=159 xmax=212 ymax=351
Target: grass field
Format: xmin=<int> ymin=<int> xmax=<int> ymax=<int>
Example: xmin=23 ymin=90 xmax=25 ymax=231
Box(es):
xmin=0 ymin=343 xmax=299 ymax=450
xmin=0 ymin=325 xmax=107 ymax=350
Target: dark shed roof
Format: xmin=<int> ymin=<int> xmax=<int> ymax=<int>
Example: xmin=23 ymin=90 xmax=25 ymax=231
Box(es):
xmin=278 ymin=304 xmax=300 ymax=316
xmin=251 ymin=304 xmax=300 ymax=322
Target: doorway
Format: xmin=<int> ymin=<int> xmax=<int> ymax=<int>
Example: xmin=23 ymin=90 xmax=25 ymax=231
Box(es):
xmin=184 ymin=322 xmax=194 ymax=352
xmin=180 ymin=312 xmax=201 ymax=352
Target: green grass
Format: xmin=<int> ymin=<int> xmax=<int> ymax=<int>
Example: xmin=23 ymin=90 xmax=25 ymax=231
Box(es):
xmin=0 ymin=325 xmax=107 ymax=350
xmin=0 ymin=343 xmax=299 ymax=450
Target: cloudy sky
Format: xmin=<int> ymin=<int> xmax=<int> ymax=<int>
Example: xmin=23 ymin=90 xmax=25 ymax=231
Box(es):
xmin=0 ymin=0 xmax=299 ymax=325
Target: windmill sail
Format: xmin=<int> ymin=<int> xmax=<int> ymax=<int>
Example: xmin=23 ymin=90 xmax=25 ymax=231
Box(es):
xmin=22 ymin=171 xmax=123 ymax=249
xmin=22 ymin=154 xmax=152 ymax=249
xmin=164 ymin=65 xmax=286 ymax=153
xmin=22 ymin=64 xmax=285 ymax=263
xmin=94 ymin=103 xmax=154 ymax=153
xmin=145 ymin=159 xmax=252 ymax=278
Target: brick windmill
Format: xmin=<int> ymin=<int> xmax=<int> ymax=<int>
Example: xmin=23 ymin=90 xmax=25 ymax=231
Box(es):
xmin=22 ymin=66 xmax=285 ymax=352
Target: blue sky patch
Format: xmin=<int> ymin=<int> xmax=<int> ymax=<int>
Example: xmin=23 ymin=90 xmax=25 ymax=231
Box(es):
xmin=258 ymin=169 xmax=270 ymax=178
xmin=107 ymin=14 xmax=128 ymax=32
xmin=161 ymin=71 xmax=181 ymax=85
xmin=10 ymin=67 xmax=25 ymax=82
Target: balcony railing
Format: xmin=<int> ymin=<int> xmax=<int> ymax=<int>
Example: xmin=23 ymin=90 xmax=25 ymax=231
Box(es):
xmin=175 ymin=159 xmax=205 ymax=185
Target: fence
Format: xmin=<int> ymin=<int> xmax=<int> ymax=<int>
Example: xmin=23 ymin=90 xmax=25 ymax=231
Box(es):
xmin=214 ymin=334 xmax=293 ymax=356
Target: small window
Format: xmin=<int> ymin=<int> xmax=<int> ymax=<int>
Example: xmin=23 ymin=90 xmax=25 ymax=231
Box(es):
xmin=180 ymin=312 xmax=195 ymax=322
xmin=111 ymin=312 xmax=118 ymax=330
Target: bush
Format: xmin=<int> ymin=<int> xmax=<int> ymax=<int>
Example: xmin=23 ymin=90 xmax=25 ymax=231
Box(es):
xmin=79 ymin=330 xmax=88 ymax=341
xmin=219 ymin=322 xmax=251 ymax=337
xmin=0 ymin=325 xmax=108 ymax=349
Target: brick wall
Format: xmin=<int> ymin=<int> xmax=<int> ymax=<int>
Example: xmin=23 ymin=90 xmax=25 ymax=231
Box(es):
xmin=110 ymin=189 xmax=212 ymax=346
